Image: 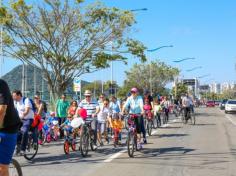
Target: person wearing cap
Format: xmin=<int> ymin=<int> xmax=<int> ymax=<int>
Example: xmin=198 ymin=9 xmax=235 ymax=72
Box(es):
xmin=121 ymin=87 xmax=144 ymax=150
xmin=76 ymin=90 xmax=99 ymax=148
xmin=55 ymin=94 xmax=70 ymax=138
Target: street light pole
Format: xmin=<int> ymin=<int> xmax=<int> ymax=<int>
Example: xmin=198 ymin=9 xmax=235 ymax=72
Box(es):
xmin=147 ymin=45 xmax=173 ymax=95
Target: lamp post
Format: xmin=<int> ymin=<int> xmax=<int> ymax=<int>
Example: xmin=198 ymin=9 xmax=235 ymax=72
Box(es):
xmin=147 ymin=45 xmax=173 ymax=95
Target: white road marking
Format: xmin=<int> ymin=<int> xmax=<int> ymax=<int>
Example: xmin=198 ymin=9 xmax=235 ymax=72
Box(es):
xmin=104 ymin=117 xmax=180 ymax=162
xmin=103 ymin=148 xmax=126 ymax=163
xmin=226 ymin=115 xmax=236 ymax=126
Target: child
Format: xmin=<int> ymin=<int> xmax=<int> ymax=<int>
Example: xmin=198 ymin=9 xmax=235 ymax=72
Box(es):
xmin=109 ymin=113 xmax=123 ymax=146
xmin=96 ymin=98 xmax=111 ymax=146
xmin=143 ymin=98 xmax=153 ymax=119
xmin=60 ymin=115 xmax=73 ymax=139
xmin=153 ymin=100 xmax=162 ymax=126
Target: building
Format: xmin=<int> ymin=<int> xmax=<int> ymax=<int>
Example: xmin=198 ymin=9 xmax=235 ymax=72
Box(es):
xmin=209 ymin=83 xmax=221 ymax=94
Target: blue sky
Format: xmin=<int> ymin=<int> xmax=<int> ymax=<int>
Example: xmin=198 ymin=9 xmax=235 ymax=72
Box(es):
xmin=1 ymin=0 xmax=236 ymax=86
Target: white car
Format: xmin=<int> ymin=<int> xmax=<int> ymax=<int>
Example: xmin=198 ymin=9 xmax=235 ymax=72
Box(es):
xmin=225 ymin=100 xmax=236 ymax=113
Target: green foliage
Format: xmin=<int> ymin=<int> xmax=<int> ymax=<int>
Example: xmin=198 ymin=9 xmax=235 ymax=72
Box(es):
xmin=172 ymin=82 xmax=188 ymax=98
xmin=118 ymin=61 xmax=179 ymax=97
xmin=1 ymin=0 xmax=147 ymax=101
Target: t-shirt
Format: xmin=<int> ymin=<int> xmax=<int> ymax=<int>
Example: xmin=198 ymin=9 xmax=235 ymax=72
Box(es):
xmin=97 ymin=106 xmax=111 ymax=122
xmin=15 ymin=97 xmax=34 ymax=120
xmin=56 ymin=99 xmax=70 ymax=118
xmin=125 ymin=95 xmax=143 ymax=114
xmin=79 ymin=99 xmax=98 ymax=117
xmin=0 ymin=79 xmax=21 ymax=133
xmin=109 ymin=101 xmax=120 ymax=113
xmin=154 ymin=105 xmax=162 ymax=115
xmin=182 ymin=96 xmax=191 ymax=107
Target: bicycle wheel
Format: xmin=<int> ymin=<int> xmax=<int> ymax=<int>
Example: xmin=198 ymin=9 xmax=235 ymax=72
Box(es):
xmin=127 ymin=132 xmax=135 ymax=157
xmin=147 ymin=121 xmax=153 ymax=136
xmin=80 ymin=130 xmax=89 ymax=157
xmin=90 ymin=129 xmax=97 ymax=151
xmin=9 ymin=158 xmax=23 ymax=176
xmin=24 ymin=135 xmax=38 ymax=160
xmin=64 ymin=141 xmax=70 ymax=154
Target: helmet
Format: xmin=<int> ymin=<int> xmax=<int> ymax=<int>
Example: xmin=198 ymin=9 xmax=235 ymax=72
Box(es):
xmin=131 ymin=87 xmax=138 ymax=93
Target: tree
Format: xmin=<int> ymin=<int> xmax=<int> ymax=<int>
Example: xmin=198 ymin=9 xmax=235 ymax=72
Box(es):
xmin=0 ymin=0 xmax=146 ymax=103
xmin=118 ymin=60 xmax=179 ymax=97
xmin=171 ymin=82 xmax=188 ymax=98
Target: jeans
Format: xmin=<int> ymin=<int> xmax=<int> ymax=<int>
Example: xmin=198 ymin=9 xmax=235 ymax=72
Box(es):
xmin=58 ymin=117 xmax=66 ymax=138
xmin=17 ymin=119 xmax=33 ymax=151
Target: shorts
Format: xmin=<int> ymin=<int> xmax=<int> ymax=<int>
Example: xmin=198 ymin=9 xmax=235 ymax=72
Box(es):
xmin=0 ymin=132 xmax=17 ymax=165
xmin=133 ymin=115 xmax=142 ymax=134
xmin=96 ymin=121 xmax=106 ymax=134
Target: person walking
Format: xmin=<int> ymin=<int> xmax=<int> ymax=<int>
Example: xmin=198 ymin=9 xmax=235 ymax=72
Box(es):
xmin=0 ymin=80 xmax=21 ymax=176
xmin=55 ymin=94 xmax=70 ymax=138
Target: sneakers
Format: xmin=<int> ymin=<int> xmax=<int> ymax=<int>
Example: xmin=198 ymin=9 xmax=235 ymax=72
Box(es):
xmin=93 ymin=144 xmax=97 ymax=150
xmin=100 ymin=141 xmax=104 ymax=147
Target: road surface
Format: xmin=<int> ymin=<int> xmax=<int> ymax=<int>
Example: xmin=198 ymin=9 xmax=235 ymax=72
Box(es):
xmin=15 ymin=107 xmax=236 ymax=176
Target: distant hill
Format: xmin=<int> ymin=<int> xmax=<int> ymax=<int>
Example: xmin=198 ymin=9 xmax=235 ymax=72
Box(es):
xmin=2 ymin=65 xmax=90 ymax=101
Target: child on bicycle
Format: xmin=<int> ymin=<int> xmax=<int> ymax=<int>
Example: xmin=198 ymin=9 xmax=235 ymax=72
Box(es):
xmin=60 ymin=115 xmax=73 ymax=140
xmin=109 ymin=113 xmax=123 ymax=146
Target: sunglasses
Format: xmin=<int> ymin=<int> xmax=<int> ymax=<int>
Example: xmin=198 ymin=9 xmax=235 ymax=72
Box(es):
xmin=100 ymin=96 xmax=104 ymax=98
xmin=131 ymin=91 xmax=136 ymax=94
xmin=85 ymin=96 xmax=91 ymax=98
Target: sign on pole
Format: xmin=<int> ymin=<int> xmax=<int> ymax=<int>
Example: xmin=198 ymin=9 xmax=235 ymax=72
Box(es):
xmin=73 ymin=77 xmax=81 ymax=92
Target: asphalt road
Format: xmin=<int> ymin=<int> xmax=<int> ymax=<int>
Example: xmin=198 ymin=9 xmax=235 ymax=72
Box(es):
xmin=15 ymin=107 xmax=236 ymax=176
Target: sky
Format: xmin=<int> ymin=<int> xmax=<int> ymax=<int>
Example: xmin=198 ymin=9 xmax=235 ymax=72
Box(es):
xmin=1 ymin=0 xmax=236 ymax=86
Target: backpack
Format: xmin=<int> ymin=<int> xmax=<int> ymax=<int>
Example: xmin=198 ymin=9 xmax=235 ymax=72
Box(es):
xmin=23 ymin=97 xmax=37 ymax=113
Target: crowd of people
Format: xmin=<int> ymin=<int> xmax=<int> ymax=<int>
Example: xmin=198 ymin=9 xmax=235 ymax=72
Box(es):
xmin=0 ymin=78 xmax=195 ymax=176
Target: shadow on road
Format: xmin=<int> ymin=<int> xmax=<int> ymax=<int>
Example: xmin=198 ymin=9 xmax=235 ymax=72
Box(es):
xmin=156 ymin=134 xmax=188 ymax=138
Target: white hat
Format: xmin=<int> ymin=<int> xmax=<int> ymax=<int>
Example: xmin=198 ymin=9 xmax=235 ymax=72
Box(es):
xmin=84 ymin=90 xmax=92 ymax=96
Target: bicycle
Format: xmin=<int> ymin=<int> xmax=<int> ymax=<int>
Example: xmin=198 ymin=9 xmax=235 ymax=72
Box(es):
xmin=9 ymin=158 xmax=23 ymax=176
xmin=126 ymin=114 xmax=141 ymax=158
xmin=79 ymin=118 xmax=97 ymax=157
xmin=62 ymin=128 xmax=77 ymax=155
xmin=16 ymin=128 xmax=38 ymax=160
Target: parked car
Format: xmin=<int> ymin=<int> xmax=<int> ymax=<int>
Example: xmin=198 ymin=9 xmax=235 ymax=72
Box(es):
xmin=206 ymin=100 xmax=215 ymax=107
xmin=225 ymin=100 xmax=236 ymax=113
xmin=220 ymin=99 xmax=228 ymax=110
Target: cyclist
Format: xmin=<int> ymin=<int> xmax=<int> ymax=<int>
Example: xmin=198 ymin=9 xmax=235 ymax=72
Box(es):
xmin=0 ymin=79 xmax=21 ymax=176
xmin=121 ymin=87 xmax=144 ymax=150
xmin=76 ymin=90 xmax=99 ymax=149
xmin=182 ymin=93 xmax=191 ymax=122
xmin=12 ymin=90 xmax=34 ymax=155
